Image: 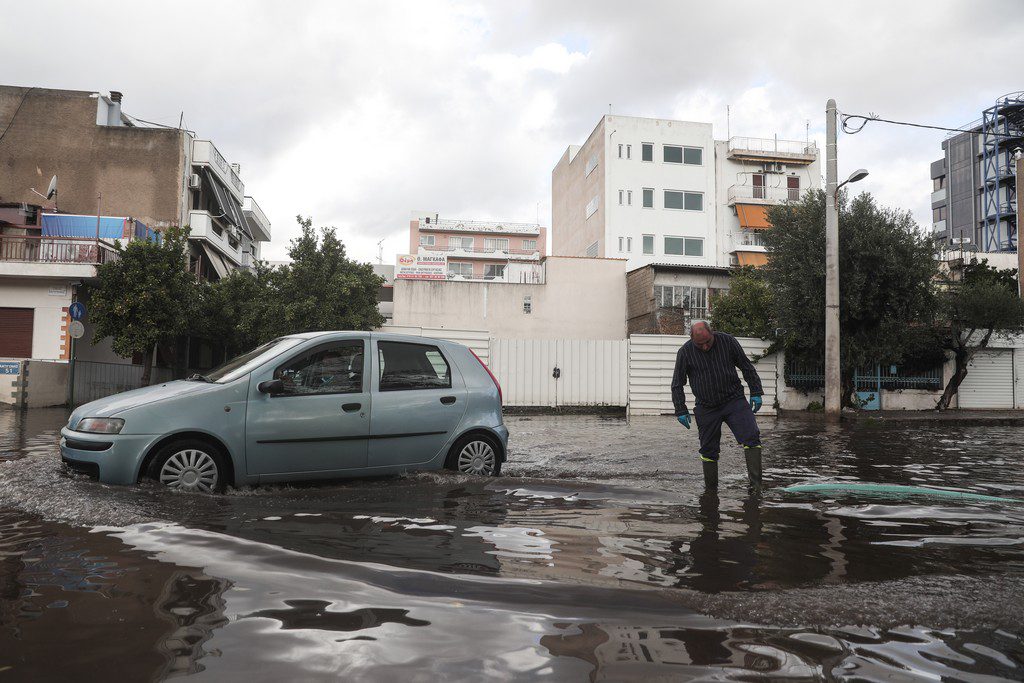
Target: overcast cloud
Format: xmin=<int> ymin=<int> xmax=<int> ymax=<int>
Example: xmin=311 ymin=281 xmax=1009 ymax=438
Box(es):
xmin=3 ymin=1 xmax=1021 ymax=262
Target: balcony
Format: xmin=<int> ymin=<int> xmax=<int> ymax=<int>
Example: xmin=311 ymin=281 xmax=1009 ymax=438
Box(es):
xmin=192 ymin=140 xmax=245 ymax=200
xmin=727 ymin=137 xmax=818 ymax=164
xmin=242 ymin=196 xmax=272 ymax=242
xmin=933 ymin=220 xmax=947 ymax=234
xmin=931 ymin=187 xmax=947 ymax=204
xmin=728 ymin=184 xmax=805 ymax=206
xmin=0 ymin=234 xmax=119 ymax=279
xmin=419 ymin=244 xmax=542 ymax=261
xmin=419 ymin=218 xmax=541 ymax=236
xmin=188 ymin=210 xmax=243 ymax=266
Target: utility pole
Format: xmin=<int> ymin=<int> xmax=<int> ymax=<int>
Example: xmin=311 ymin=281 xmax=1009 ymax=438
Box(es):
xmin=824 ymin=99 xmax=841 ymax=421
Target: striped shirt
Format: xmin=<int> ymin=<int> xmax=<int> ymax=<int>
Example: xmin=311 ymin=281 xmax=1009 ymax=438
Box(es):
xmin=671 ymin=332 xmax=763 ymax=415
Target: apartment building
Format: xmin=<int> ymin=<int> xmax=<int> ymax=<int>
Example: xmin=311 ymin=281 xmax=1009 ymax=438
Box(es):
xmin=0 ymin=85 xmax=272 ymax=361
xmin=930 ymin=93 xmax=1023 ymax=253
xmin=407 ymin=211 xmax=547 ymax=283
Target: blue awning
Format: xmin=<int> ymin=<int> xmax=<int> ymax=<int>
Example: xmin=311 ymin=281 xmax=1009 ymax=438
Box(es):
xmin=41 ymin=214 xmax=128 ymax=238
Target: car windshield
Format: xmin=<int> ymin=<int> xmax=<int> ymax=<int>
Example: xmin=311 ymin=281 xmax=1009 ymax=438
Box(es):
xmin=203 ymin=338 xmax=305 ymax=384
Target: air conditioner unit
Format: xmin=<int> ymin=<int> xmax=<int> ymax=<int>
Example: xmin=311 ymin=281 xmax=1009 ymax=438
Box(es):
xmin=188 ymin=173 xmax=201 ymax=189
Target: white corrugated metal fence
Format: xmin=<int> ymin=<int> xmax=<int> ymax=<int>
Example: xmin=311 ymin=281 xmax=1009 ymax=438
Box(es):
xmin=489 ymin=339 xmax=628 ymax=407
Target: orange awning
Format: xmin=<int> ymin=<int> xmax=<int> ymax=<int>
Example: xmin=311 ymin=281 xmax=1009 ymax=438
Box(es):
xmin=736 ymin=204 xmax=772 ymax=230
xmin=736 ymin=251 xmax=768 ymax=267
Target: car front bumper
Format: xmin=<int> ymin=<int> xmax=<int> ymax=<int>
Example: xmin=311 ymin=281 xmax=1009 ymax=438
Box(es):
xmin=59 ymin=427 xmax=159 ymax=485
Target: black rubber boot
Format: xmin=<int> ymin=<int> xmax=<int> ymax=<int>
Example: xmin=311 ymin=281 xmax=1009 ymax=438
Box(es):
xmin=701 ymin=459 xmax=718 ymax=490
xmin=744 ymin=446 xmax=763 ymax=488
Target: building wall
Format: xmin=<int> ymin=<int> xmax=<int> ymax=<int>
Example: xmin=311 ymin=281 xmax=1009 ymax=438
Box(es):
xmin=0 ymin=278 xmax=73 ymax=359
xmin=392 ymin=256 xmax=627 ymax=339
xmin=602 ymin=116 xmax=716 ymax=269
xmin=551 ymin=117 xmax=607 ymax=258
xmin=0 ymin=86 xmax=186 ymax=228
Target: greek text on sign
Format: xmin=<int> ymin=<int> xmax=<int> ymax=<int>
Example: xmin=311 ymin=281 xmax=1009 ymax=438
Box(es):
xmin=395 ymin=254 xmax=447 ymax=280
xmin=0 ymin=362 xmax=20 ymax=375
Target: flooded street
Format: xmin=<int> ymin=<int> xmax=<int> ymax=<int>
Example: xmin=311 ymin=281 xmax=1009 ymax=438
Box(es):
xmin=2 ymin=409 xmax=1023 ymax=680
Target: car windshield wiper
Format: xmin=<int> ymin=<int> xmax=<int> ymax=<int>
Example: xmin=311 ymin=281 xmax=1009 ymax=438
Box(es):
xmin=186 ymin=373 xmax=213 ymax=383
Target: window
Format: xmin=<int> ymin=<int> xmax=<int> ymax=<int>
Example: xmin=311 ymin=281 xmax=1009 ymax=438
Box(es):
xmin=618 ymin=236 xmax=624 ymax=252
xmin=522 ymin=239 xmax=537 ymax=250
xmin=483 ymin=264 xmax=506 ymax=280
xmin=448 ymin=261 xmax=473 ymax=278
xmin=450 ymin=236 xmax=473 ymax=250
xmin=653 ymin=285 xmax=709 ymax=318
xmin=626 ymin=237 xmax=632 ymax=252
xmin=585 ymin=152 xmax=598 ymax=177
xmin=484 ymin=237 xmax=509 ymax=252
xmin=627 ymin=190 xmax=632 ymax=206
xmin=586 ymin=195 xmax=599 ymax=218
xmin=626 ymin=144 xmax=632 ymax=160
xmin=664 ymin=145 xmax=683 ymax=164
xmin=273 ymin=340 xmax=365 ymax=396
xmin=642 ymin=143 xmax=653 ymax=162
xmin=683 ymin=147 xmax=703 ymax=165
xmin=618 ymin=143 xmax=623 ymax=159
xmin=664 ymin=190 xmax=703 ymax=211
xmin=378 ymin=341 xmax=451 ymax=391
xmin=619 ymin=190 xmax=624 ymax=206
xmin=787 ymin=176 xmax=800 ymax=201
xmin=420 ymin=234 xmax=435 ymax=246
xmin=642 ymin=188 xmax=654 ymax=208
xmin=752 ymin=173 xmax=765 ymax=199
xmin=933 ymin=206 xmax=948 ymax=222
xmin=523 ymin=296 xmax=532 ymax=314
xmin=934 ymin=176 xmax=946 ymax=191
xmin=586 ymin=241 xmax=599 ymax=257
xmin=664 ymin=237 xmax=704 ymax=257
xmin=642 ymin=234 xmax=654 ymax=254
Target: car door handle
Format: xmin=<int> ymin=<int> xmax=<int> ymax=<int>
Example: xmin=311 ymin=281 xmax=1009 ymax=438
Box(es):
xmin=342 ymin=402 xmax=362 ymax=413
xmin=440 ymin=396 xmax=457 ymax=405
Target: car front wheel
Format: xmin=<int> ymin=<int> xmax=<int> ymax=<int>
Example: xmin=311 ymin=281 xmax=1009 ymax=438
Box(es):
xmin=148 ymin=439 xmax=227 ymax=493
xmin=448 ymin=434 xmax=502 ymax=477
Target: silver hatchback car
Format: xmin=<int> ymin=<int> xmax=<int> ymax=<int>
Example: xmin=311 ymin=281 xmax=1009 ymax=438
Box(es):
xmin=60 ymin=331 xmax=508 ymax=492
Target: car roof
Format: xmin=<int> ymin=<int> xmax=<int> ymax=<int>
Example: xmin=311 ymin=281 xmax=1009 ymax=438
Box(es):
xmin=280 ymin=330 xmax=458 ymax=346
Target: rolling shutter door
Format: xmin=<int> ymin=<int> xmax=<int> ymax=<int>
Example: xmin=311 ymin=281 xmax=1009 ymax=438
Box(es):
xmin=958 ymin=350 xmax=1014 ymax=409
xmin=0 ymin=308 xmax=34 ymax=358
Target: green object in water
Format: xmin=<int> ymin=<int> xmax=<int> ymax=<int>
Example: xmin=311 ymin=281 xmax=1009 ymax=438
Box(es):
xmin=783 ymin=482 xmax=1023 ymax=504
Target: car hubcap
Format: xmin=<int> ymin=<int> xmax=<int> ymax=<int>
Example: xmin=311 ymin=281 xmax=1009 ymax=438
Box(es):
xmin=457 ymin=440 xmax=496 ymax=475
xmin=160 ymin=449 xmax=218 ymax=493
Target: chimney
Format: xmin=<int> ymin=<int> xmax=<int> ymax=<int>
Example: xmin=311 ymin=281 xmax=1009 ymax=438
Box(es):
xmin=107 ymin=91 xmax=123 ymax=126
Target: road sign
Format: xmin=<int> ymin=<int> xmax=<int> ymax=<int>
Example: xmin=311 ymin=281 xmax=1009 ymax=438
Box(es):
xmin=68 ymin=320 xmax=85 ymax=339
xmin=0 ymin=361 xmax=19 ymax=375
xmin=69 ymin=302 xmax=86 ymax=321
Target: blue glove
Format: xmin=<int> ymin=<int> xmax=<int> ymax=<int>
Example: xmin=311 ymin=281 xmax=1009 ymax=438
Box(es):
xmin=750 ymin=395 xmax=762 ymax=413
xmin=677 ymin=414 xmax=691 ymax=429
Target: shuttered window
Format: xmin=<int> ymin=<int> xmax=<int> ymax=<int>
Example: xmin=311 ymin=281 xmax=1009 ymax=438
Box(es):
xmin=0 ymin=308 xmax=34 ymax=358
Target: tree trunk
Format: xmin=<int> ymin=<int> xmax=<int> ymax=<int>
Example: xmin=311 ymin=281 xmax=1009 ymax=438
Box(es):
xmin=936 ymin=328 xmax=994 ymax=410
xmin=141 ymin=345 xmax=155 ymax=386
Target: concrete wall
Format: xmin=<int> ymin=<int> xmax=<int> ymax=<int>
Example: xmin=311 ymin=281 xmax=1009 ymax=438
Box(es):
xmin=0 ymin=86 xmax=185 ymax=228
xmin=23 ymin=360 xmax=68 ymax=407
xmin=393 ymin=256 xmax=627 ymax=339
xmin=552 ymin=118 xmax=606 ymax=258
xmin=0 ymin=278 xmax=73 ymax=359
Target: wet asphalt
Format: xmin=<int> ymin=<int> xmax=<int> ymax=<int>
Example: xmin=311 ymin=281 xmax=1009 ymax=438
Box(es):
xmin=1 ymin=408 xmax=1023 ymax=681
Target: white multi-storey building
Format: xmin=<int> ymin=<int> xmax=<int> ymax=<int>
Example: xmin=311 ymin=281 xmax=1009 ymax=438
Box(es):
xmin=552 ymin=115 xmax=820 ymax=270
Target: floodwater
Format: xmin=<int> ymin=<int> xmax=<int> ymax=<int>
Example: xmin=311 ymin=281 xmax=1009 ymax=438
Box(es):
xmin=2 ymin=409 xmax=1023 ymax=681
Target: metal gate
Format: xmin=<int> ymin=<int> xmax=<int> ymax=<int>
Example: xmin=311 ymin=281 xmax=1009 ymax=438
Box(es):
xmin=959 ymin=349 xmax=1015 ymax=409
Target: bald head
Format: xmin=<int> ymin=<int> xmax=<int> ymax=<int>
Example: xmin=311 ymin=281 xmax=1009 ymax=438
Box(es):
xmin=690 ymin=322 xmax=714 ymax=351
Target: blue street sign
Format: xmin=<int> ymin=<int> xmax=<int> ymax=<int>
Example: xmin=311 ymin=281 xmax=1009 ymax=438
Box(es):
xmin=69 ymin=302 xmax=86 ymax=321
xmin=0 ymin=361 xmax=20 ymax=375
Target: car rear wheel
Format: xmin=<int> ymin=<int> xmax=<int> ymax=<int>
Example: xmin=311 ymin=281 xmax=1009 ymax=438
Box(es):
xmin=447 ymin=433 xmax=502 ymax=477
xmin=148 ymin=439 xmax=227 ymax=493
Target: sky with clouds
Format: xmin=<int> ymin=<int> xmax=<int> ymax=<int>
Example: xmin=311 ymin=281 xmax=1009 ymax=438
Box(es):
xmin=3 ymin=0 xmax=1021 ymax=263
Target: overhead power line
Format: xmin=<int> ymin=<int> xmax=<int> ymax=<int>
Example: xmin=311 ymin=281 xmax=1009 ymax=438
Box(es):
xmin=840 ymin=111 xmax=1021 ymax=139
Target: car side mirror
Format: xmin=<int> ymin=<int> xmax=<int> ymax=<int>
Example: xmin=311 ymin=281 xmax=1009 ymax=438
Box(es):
xmin=258 ymin=378 xmax=285 ymax=395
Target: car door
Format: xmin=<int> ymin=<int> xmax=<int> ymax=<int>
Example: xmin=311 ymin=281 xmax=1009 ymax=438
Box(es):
xmin=368 ymin=339 xmax=467 ymax=468
xmin=245 ymin=338 xmax=370 ymax=477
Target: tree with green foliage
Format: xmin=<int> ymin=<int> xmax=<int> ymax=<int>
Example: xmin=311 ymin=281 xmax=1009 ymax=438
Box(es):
xmin=90 ymin=225 xmax=196 ymax=384
xmin=763 ymin=190 xmax=939 ymax=406
xmin=709 ymin=266 xmax=774 ymax=340
xmin=195 ymin=260 xmax=281 ymax=357
xmin=934 ymin=259 xmax=1024 ymax=410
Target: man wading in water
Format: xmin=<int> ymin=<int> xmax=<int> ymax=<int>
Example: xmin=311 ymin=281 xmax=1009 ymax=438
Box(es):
xmin=671 ymin=322 xmax=764 ymax=489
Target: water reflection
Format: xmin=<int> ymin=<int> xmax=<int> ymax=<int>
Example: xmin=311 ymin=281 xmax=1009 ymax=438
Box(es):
xmin=245 ymin=600 xmax=429 ymax=632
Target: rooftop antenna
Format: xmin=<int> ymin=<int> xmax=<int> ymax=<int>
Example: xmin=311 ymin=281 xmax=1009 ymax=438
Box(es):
xmin=806 ymin=119 xmax=810 ymax=145
xmin=29 ymin=174 xmax=58 ymax=211
xmin=726 ymin=105 xmax=730 ymax=140
xmin=376 ymin=237 xmax=385 ymax=264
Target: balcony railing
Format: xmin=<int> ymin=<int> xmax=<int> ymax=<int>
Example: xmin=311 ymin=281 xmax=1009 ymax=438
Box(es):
xmin=727 ymin=136 xmax=818 ymax=161
xmin=242 ymin=196 xmax=271 ymax=242
xmin=192 ymin=139 xmax=245 ymax=198
xmin=728 ymin=184 xmax=804 ymax=205
xmin=419 ymin=218 xmax=541 ymax=235
xmin=420 ymin=244 xmax=541 ymax=260
xmin=0 ymin=235 xmax=119 ymax=265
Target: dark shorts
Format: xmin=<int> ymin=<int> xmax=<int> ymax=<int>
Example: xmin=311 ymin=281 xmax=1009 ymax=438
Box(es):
xmin=694 ymin=396 xmax=760 ymax=461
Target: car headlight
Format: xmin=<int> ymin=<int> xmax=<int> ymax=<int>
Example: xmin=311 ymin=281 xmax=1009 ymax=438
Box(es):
xmin=76 ymin=417 xmax=125 ymax=434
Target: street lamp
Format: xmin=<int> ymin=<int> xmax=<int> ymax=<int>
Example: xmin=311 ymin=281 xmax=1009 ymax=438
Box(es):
xmin=824 ymin=98 xmax=869 ymax=422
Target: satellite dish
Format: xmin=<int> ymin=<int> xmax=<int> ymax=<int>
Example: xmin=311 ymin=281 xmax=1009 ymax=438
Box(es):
xmin=45 ymin=175 xmax=57 ymax=200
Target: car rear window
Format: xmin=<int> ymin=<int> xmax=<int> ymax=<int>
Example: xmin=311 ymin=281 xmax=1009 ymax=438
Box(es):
xmin=378 ymin=341 xmax=451 ymax=391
